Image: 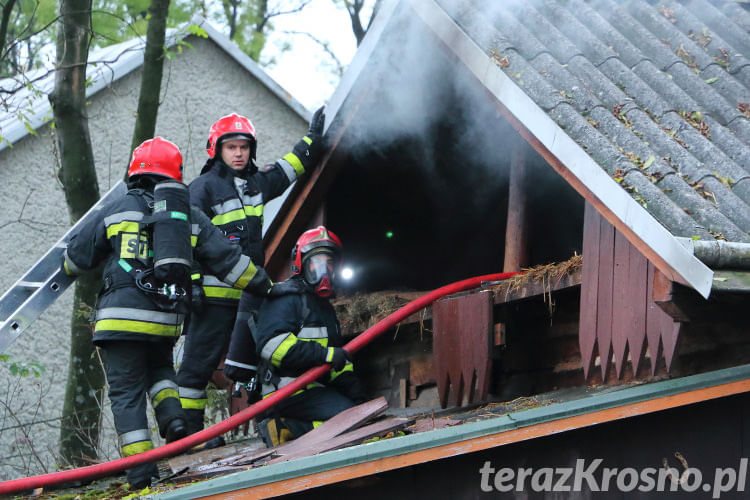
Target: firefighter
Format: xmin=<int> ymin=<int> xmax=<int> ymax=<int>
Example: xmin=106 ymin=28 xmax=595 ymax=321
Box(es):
xmin=175 ymin=108 xmax=326 ymax=444
xmin=252 ymin=226 xmax=367 ymax=447
xmin=62 ymin=137 xmax=291 ymax=489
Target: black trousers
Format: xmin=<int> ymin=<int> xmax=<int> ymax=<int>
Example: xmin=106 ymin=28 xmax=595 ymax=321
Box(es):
xmin=100 ymin=340 xmax=182 ymax=485
xmin=265 ymin=385 xmax=357 ymax=438
xmin=176 ymin=301 xmax=237 ymax=433
xmin=224 ymin=292 xmax=264 ymax=383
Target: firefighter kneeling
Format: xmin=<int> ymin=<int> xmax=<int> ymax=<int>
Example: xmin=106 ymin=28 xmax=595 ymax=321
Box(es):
xmin=250 ymin=226 xmax=367 ymax=447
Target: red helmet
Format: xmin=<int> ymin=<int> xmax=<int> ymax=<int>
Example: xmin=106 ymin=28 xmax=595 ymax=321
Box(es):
xmin=206 ymin=113 xmax=257 ymax=160
xmin=292 ymin=226 xmax=343 ymax=298
xmin=127 ymin=137 xmax=183 ymax=182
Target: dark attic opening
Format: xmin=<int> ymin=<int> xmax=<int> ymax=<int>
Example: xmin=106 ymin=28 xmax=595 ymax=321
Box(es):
xmin=326 ymin=40 xmax=584 ymax=294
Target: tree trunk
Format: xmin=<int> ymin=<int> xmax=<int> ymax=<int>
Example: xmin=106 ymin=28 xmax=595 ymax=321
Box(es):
xmin=129 ymin=0 xmax=170 ymax=158
xmin=0 ymin=0 xmax=18 ymax=60
xmin=49 ymin=0 xmax=104 ymax=466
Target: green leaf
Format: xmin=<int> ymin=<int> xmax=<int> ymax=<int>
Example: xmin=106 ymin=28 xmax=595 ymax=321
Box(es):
xmin=704 ymin=77 xmax=718 ymax=84
xmin=643 ymin=155 xmax=655 ymax=169
xmin=187 ymin=24 xmax=208 ymax=38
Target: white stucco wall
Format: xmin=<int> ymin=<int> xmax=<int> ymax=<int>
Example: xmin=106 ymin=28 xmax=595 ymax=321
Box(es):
xmin=0 ymin=34 xmax=308 ymax=479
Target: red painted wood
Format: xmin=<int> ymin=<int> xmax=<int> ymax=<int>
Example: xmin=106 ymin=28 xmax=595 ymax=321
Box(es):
xmin=627 ymin=245 xmax=649 ymax=377
xmin=596 ymin=213 xmax=616 ymax=380
xmin=433 ymin=291 xmax=493 ymax=408
xmin=611 ymin=230 xmax=631 ymax=378
xmin=660 ymin=296 xmax=682 ymax=371
xmin=646 ymin=263 xmax=664 ymax=375
xmin=503 ymin=144 xmax=528 ymax=272
xmin=579 ymin=202 xmax=600 ymax=380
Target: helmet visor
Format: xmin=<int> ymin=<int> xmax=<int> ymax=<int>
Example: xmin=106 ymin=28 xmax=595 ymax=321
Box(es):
xmin=303 ymin=252 xmax=337 ymax=287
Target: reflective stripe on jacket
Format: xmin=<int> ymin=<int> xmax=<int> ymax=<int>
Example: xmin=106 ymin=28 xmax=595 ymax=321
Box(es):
xmin=189 ymin=158 xmax=301 ymax=305
xmin=64 ymin=186 xmax=272 ymax=344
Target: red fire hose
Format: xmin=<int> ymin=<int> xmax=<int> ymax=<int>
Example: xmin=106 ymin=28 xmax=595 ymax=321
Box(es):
xmin=0 ymin=272 xmax=518 ymax=495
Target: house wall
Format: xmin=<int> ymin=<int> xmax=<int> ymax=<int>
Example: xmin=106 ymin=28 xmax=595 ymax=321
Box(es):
xmin=0 ymin=35 xmax=307 ymax=479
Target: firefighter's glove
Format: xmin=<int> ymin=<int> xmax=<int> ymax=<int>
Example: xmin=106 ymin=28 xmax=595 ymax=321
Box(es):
xmin=286 ymin=106 xmax=326 ymax=175
xmin=325 ymin=347 xmax=350 ymax=372
xmin=267 ymin=279 xmax=306 ymax=297
xmin=308 ymin=106 xmax=325 ymax=142
xmin=190 ymin=284 xmax=204 ymax=314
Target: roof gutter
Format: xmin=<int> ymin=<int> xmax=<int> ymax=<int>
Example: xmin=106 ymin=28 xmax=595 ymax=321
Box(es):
xmin=676 ymin=238 xmax=750 ymax=269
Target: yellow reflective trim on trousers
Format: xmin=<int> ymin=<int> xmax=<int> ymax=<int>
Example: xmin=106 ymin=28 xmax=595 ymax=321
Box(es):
xmin=203 ymin=286 xmax=242 ymax=299
xmin=106 ymin=221 xmax=140 ymax=239
xmin=271 ymin=335 xmax=298 ymax=367
xmin=191 ymin=273 xmax=201 ymax=281
xmin=180 ymin=397 xmax=207 ymax=410
xmin=244 ymin=204 xmax=264 ymax=217
xmin=234 ymin=262 xmax=258 ymax=289
xmin=329 ymin=363 xmax=354 ymax=381
xmin=211 ymin=208 xmax=245 ymax=226
xmin=283 ymin=152 xmax=305 ymax=176
xmin=122 ymin=440 xmax=153 ymax=456
xmin=191 ymin=235 xmax=198 ymax=247
xmin=95 ymin=319 xmax=181 ymax=337
xmin=152 ymin=388 xmax=179 ymax=408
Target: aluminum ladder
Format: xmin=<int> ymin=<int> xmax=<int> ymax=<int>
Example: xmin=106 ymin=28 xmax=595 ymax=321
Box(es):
xmin=0 ymin=181 xmax=127 ymax=353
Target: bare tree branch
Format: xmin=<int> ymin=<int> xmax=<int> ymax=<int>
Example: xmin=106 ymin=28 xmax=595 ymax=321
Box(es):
xmin=282 ymin=29 xmax=344 ymax=77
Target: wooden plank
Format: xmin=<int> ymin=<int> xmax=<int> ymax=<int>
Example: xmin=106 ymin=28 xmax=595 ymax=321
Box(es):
xmin=627 ymin=245 xmax=649 ymax=377
xmin=265 ymin=418 xmax=414 ymax=465
xmin=596 ymin=212 xmax=615 ymax=380
xmin=406 ymin=417 xmax=462 ymax=434
xmin=167 ymin=443 xmax=248 ymax=475
xmin=661 ymin=315 xmax=682 ymax=372
xmin=611 ymin=230 xmax=631 ymax=379
xmin=229 ymin=396 xmax=389 ymax=466
xmin=579 ymin=202 xmax=600 ymax=381
xmin=503 ymin=141 xmax=528 ymax=272
xmin=433 ymin=291 xmax=493 ymax=408
xmin=646 ymin=262 xmax=663 ymax=375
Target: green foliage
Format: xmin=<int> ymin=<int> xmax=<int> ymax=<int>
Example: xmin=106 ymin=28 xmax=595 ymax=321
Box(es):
xmin=0 ymin=354 xmax=46 ymax=377
xmin=0 ymin=0 xmax=58 ymax=77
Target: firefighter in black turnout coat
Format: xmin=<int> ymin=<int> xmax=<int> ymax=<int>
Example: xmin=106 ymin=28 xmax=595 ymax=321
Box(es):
xmin=176 ymin=108 xmax=325 ymax=440
xmin=251 ymin=226 xmax=367 ymax=447
xmin=62 ymin=137 xmax=284 ymax=489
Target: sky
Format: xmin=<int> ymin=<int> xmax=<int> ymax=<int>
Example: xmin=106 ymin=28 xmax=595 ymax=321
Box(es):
xmin=258 ymin=0 xmax=369 ymax=111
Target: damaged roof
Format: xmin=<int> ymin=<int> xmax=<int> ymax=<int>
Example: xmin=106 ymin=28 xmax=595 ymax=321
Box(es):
xmin=443 ymin=0 xmax=750 ymax=244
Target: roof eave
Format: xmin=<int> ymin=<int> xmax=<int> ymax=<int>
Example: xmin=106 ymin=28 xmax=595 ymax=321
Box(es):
xmin=153 ymin=364 xmax=750 ymax=499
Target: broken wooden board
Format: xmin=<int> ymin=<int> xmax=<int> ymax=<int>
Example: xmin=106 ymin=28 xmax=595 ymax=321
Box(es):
xmin=265 ymin=417 xmax=414 ymax=465
xmin=221 ymin=396 xmax=389 ymax=467
xmin=406 ymin=417 xmax=462 ymax=433
xmin=167 ymin=442 xmax=257 ymax=475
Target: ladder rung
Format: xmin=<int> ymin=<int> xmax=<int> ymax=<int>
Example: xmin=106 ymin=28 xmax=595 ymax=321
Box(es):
xmin=17 ymin=281 xmax=44 ymax=289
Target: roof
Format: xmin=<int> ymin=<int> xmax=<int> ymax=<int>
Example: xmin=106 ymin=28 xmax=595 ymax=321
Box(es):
xmin=0 ymin=15 xmax=309 ymax=153
xmin=152 ymin=363 xmax=750 ymax=499
xmin=432 ymin=0 xmax=750 ymax=294
xmin=445 ymin=0 xmax=750 ymax=245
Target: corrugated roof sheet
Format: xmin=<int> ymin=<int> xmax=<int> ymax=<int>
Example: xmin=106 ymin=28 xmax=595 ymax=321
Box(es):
xmin=441 ymin=0 xmax=750 ymax=243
